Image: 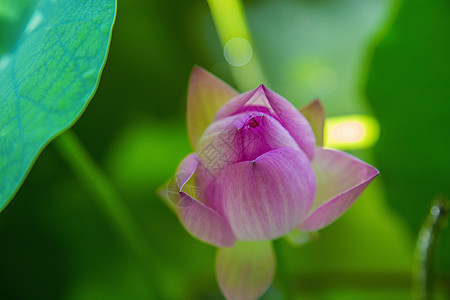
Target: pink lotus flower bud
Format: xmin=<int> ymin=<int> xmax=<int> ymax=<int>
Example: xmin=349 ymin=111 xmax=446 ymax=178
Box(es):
xmin=160 ymin=66 xmax=379 ymax=300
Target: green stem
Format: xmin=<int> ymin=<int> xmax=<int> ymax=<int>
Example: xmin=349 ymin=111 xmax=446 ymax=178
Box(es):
xmin=54 ymin=130 xmax=164 ymax=298
xmin=273 ymin=239 xmax=294 ymax=299
xmin=412 ymin=195 xmax=450 ymax=300
xmin=207 ymin=0 xmax=269 ymax=90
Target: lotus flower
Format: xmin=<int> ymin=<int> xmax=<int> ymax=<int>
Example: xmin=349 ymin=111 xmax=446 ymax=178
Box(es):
xmin=160 ymin=67 xmax=379 ymax=300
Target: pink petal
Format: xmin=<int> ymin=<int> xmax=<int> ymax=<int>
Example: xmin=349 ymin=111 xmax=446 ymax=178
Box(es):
xmin=195 ymin=111 xmax=299 ymax=189
xmin=238 ymin=113 xmax=300 ymax=161
xmin=164 ymin=153 xmax=236 ymax=247
xmin=214 ymin=85 xmax=316 ymax=160
xmin=213 ymin=88 xmax=260 ymax=120
xmin=177 ymin=192 xmax=236 ymax=247
xmin=262 ymin=87 xmax=316 ymax=160
xmin=194 ymin=114 xmax=246 ymax=191
xmin=299 ymin=99 xmax=325 ymax=146
xmin=298 ymin=148 xmax=379 ymax=231
xmin=187 ymin=66 xmax=238 ymax=149
xmin=208 ymin=147 xmax=316 ymax=240
xmin=216 ymin=241 xmax=275 ymax=300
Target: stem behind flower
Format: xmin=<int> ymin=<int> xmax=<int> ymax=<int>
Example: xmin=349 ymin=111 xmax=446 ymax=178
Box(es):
xmin=412 ymin=195 xmax=450 ymax=300
xmin=207 ymin=0 xmax=269 ymax=90
xmin=54 ymin=130 xmax=167 ymax=299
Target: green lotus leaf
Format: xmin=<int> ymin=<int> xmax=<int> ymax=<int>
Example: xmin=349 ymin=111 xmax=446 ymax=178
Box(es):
xmin=0 ymin=0 xmax=116 ymax=211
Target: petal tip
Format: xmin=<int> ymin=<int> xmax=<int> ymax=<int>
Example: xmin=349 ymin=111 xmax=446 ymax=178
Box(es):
xmin=310 ymin=98 xmax=324 ymax=107
xmin=190 ymin=65 xmax=208 ymax=78
xmin=298 ymin=148 xmax=379 ymax=231
xmin=299 ymin=99 xmax=325 ymax=146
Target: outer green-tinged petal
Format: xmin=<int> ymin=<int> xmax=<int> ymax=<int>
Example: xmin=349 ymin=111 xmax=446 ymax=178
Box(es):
xmin=216 ymin=241 xmax=275 ymax=300
xmin=187 ymin=66 xmax=238 ymax=149
xmin=299 ymin=100 xmax=325 ymax=146
xmin=208 ymin=148 xmax=316 ymax=240
xmin=298 ymin=148 xmax=379 ymax=231
xmin=160 ymin=153 xmax=236 ymax=247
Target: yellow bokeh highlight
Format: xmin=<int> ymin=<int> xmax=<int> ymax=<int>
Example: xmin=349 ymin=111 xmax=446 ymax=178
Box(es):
xmin=325 ymin=115 xmax=380 ymax=150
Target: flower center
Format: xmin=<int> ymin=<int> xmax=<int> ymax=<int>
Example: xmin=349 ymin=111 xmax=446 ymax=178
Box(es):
xmin=245 ymin=115 xmax=263 ymax=129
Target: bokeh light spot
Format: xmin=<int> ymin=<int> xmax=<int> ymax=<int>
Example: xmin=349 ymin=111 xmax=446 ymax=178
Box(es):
xmin=223 ymin=37 xmax=253 ymax=67
xmin=325 ymin=115 xmax=380 ymax=149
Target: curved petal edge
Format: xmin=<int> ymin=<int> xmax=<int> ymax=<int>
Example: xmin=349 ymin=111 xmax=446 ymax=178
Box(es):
xmin=178 ymin=192 xmax=236 ymax=247
xmin=298 ymin=148 xmax=379 ymax=231
xmin=262 ymin=86 xmax=316 ymax=160
xmin=214 ymin=85 xmax=316 ymax=160
xmin=162 ymin=153 xmax=236 ymax=247
xmin=208 ymin=147 xmax=316 ymax=240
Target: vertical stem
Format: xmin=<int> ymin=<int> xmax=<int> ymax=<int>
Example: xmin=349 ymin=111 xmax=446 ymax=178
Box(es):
xmin=207 ymin=0 xmax=269 ymax=90
xmin=273 ymin=239 xmax=294 ymax=299
xmin=412 ymin=195 xmax=450 ymax=300
xmin=54 ymin=130 xmax=164 ymax=298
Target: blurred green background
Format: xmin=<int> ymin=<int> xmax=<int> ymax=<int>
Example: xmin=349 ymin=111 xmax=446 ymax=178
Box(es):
xmin=1 ymin=0 xmax=449 ymax=299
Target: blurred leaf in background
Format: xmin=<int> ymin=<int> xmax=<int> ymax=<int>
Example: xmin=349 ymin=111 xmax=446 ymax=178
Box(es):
xmin=366 ymin=0 xmax=450 ymax=284
xmin=0 ymin=0 xmax=35 ymax=54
